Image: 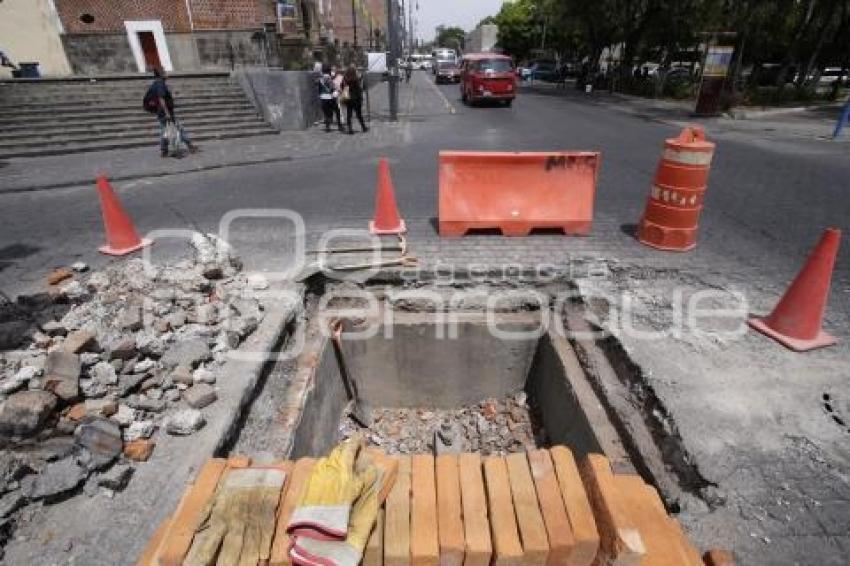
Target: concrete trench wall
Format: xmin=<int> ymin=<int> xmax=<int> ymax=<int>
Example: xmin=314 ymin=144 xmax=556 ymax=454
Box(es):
xmin=285 ymin=311 xmax=632 ymax=466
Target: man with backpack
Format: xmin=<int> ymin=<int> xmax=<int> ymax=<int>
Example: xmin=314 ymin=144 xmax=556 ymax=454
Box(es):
xmin=144 ymin=67 xmax=198 ymax=157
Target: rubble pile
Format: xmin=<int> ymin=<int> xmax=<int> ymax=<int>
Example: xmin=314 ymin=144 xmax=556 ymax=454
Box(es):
xmin=339 ymin=392 xmax=544 ymax=455
xmin=0 ymin=234 xmax=265 ymax=538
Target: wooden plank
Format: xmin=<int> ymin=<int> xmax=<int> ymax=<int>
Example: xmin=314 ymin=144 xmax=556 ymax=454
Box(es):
xmin=578 ymin=454 xmax=644 ymax=566
xmin=270 ymin=458 xmax=316 ymax=566
xmin=137 ymin=514 xmax=172 ymax=566
xmin=549 ymin=446 xmax=600 ymax=566
xmin=436 ymin=455 xmax=465 ymax=566
xmin=505 ymin=453 xmax=550 ymax=566
xmin=385 ymin=455 xmax=412 ymax=566
xmin=703 ymin=550 xmax=734 ymax=566
xmin=155 ymin=458 xmax=227 ymax=566
xmin=483 ymin=456 xmax=524 ymax=566
xmin=527 ymin=450 xmax=576 ymax=566
xmin=615 ymin=475 xmax=693 ymax=566
xmin=363 ymin=507 xmax=386 ymax=566
xmin=638 ymin=483 xmax=703 ymax=566
xmin=458 ymin=453 xmax=492 ymax=566
xmin=411 ymin=454 xmax=440 ymax=566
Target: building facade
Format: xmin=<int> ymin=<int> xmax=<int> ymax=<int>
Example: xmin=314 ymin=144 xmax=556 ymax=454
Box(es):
xmin=0 ymin=0 xmax=72 ymax=78
xmin=4 ymin=0 xmax=394 ymax=77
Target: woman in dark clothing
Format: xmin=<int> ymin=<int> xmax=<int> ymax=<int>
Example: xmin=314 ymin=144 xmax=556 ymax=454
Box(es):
xmin=341 ymin=65 xmax=368 ymax=134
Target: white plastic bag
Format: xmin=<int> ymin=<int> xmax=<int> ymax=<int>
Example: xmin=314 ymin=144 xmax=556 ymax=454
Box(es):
xmin=163 ymin=121 xmax=180 ymax=156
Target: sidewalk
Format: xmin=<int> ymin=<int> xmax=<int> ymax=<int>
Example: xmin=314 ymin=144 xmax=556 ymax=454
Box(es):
xmin=521 ymin=81 xmax=848 ymax=144
xmin=0 ymin=73 xmax=446 ymax=194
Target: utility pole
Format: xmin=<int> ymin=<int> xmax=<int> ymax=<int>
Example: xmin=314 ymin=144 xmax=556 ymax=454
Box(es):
xmin=387 ymin=0 xmax=400 ymax=121
xmin=400 ymin=0 xmax=406 ymax=56
xmin=351 ymin=0 xmax=358 ymax=51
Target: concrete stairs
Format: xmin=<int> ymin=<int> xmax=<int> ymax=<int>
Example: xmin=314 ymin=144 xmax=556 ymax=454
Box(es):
xmin=0 ymin=73 xmax=276 ymax=158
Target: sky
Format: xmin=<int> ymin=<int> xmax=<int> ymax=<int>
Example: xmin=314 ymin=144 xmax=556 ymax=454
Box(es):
xmin=412 ymin=0 xmax=505 ymax=42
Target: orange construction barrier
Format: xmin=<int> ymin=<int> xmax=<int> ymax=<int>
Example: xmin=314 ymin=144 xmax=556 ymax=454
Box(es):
xmin=637 ymin=126 xmax=715 ymax=251
xmin=95 ymin=175 xmax=152 ymax=256
xmin=370 ymin=158 xmax=407 ymax=235
xmin=749 ymin=228 xmax=841 ymax=352
xmin=438 ymin=151 xmax=600 ymax=237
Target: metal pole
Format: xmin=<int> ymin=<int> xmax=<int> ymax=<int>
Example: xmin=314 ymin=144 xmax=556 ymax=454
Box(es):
xmin=387 ymin=0 xmax=399 ymax=121
xmin=400 ymin=0 xmax=406 ymax=56
xmin=352 ymin=0 xmax=358 ymax=51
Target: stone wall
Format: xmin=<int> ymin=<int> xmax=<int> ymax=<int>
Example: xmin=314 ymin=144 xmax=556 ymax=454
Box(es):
xmin=234 ymin=69 xmax=320 ymax=130
xmin=62 ymin=34 xmax=137 ymax=75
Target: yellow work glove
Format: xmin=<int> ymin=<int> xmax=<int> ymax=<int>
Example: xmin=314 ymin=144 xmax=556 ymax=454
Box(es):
xmin=287 ymin=437 xmax=365 ymax=540
xmin=290 ymin=451 xmax=385 ymax=566
xmin=184 ymin=467 xmax=286 ymax=566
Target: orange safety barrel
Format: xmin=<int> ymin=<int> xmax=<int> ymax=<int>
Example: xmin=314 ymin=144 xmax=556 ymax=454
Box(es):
xmin=438 ymin=151 xmax=600 ymax=237
xmin=638 ymin=126 xmax=715 ymax=251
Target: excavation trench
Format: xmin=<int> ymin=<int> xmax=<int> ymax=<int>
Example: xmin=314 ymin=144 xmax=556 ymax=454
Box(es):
xmin=228 ymin=284 xmax=711 ymax=506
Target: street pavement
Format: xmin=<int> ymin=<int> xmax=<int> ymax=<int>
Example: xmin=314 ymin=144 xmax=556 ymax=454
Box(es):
xmin=1 ymin=71 xmax=849 ymax=564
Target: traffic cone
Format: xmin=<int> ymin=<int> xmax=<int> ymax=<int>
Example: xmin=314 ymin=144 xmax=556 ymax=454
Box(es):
xmin=95 ymin=175 xmax=152 ymax=256
xmin=748 ymin=228 xmax=841 ymax=351
xmin=369 ymin=158 xmax=406 ymax=235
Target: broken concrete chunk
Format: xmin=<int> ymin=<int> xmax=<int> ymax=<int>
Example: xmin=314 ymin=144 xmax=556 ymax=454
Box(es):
xmin=166 ymin=409 xmax=205 ymax=435
xmin=84 ymin=398 xmax=118 ymax=418
xmin=41 ymin=320 xmax=68 ymax=337
xmin=192 ymin=367 xmax=216 ymax=385
xmin=118 ymin=305 xmax=144 ymax=332
xmin=63 ymin=330 xmax=98 ymax=354
xmin=133 ymin=359 xmax=156 ymax=374
xmin=22 ymin=457 xmax=87 ymax=501
xmin=71 ymin=262 xmax=89 ymax=273
xmin=0 ymin=366 xmax=39 ymax=394
xmin=125 ymin=395 xmax=166 ymax=413
xmin=107 ymin=337 xmax=137 ymax=361
xmin=170 ymin=365 xmax=194 ymax=386
xmin=74 ymin=417 xmax=123 ymax=461
xmin=118 ymin=373 xmax=147 ymax=397
xmin=0 ymin=390 xmax=58 ymax=436
xmin=60 ymin=280 xmax=86 ymax=299
xmin=183 ymin=384 xmax=217 ymax=409
xmin=111 ymin=404 xmax=136 ymax=427
xmin=165 ymin=311 xmax=187 ymax=330
xmin=123 ymin=439 xmax=155 ymax=462
xmin=98 ymin=463 xmax=134 ymax=492
xmin=0 ymin=490 xmax=25 ymax=518
xmin=123 ymin=420 xmax=155 ymax=442
xmin=90 ymin=361 xmax=118 ymax=386
xmin=160 ymin=339 xmax=212 ymax=370
xmin=86 ymin=272 xmax=109 ymax=291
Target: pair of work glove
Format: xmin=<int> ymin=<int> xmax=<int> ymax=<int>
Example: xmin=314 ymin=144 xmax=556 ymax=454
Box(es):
xmin=287 ymin=437 xmax=394 ymax=566
xmin=184 ymin=467 xmax=287 ymax=566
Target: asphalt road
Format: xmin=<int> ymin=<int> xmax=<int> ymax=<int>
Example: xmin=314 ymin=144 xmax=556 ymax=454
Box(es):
xmin=1 ymin=71 xmax=848 ymax=300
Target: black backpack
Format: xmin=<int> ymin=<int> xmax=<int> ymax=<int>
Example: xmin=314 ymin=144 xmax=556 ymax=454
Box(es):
xmin=143 ymin=85 xmax=160 ymax=114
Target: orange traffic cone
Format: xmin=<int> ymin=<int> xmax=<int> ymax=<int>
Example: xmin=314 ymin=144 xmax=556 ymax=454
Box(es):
xmin=95 ymin=175 xmax=152 ymax=256
xmin=369 ymin=158 xmax=406 ymax=235
xmin=748 ymin=228 xmax=841 ymax=351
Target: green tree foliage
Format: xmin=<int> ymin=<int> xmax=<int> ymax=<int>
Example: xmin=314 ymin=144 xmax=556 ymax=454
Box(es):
xmin=489 ymin=0 xmax=850 ymax=93
xmin=435 ymin=25 xmax=466 ymax=51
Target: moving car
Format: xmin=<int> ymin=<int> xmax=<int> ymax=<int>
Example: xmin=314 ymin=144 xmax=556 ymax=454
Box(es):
xmin=436 ymin=61 xmax=461 ymax=84
xmin=432 ymin=47 xmax=458 ymax=75
xmin=460 ymin=53 xmax=516 ymax=106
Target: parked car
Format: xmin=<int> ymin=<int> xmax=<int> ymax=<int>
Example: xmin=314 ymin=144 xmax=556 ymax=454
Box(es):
xmin=436 ymin=61 xmax=461 ymax=84
xmin=529 ymin=61 xmax=558 ymax=82
xmin=460 ymin=53 xmax=517 ymax=106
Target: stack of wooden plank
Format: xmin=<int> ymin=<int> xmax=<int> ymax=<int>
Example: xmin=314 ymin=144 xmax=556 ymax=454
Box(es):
xmin=139 ymin=448 xmax=733 ymax=566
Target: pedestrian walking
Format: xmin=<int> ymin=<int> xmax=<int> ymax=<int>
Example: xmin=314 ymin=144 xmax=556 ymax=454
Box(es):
xmin=341 ymin=65 xmax=368 ymax=135
xmin=832 ymin=99 xmax=850 ymax=139
xmin=143 ymin=67 xmax=198 ymax=158
xmin=331 ymin=65 xmax=345 ymax=116
xmin=318 ymin=65 xmax=344 ymax=133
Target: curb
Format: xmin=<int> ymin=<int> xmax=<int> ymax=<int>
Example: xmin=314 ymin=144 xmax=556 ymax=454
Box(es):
xmin=728 ymin=104 xmax=843 ymax=120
